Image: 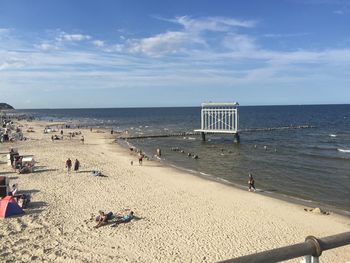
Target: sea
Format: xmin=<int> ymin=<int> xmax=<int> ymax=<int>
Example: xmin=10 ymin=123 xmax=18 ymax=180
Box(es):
xmin=19 ymin=105 xmax=350 ymax=212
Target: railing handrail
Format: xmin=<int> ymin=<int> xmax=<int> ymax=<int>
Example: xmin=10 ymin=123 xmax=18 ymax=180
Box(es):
xmin=218 ymin=231 xmax=350 ymax=263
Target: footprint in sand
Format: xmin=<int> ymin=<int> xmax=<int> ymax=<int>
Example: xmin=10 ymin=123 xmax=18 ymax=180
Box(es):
xmin=13 ymin=238 xmax=30 ymax=246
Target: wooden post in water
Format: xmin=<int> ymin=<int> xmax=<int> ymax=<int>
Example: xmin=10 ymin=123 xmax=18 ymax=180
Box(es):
xmin=233 ymin=133 xmax=240 ymax=144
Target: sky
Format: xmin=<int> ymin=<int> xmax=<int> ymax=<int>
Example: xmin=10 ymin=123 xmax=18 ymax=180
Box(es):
xmin=0 ymin=0 xmax=350 ymax=109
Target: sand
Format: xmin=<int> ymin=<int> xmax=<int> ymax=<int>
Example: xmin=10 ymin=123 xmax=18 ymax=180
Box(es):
xmin=0 ymin=120 xmax=349 ymax=263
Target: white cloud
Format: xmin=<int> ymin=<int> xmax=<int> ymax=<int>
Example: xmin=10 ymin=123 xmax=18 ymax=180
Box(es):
xmin=263 ymin=33 xmax=309 ymax=38
xmin=56 ymin=32 xmax=91 ymax=42
xmin=0 ymin=28 xmax=10 ymax=35
xmin=1 ymin=15 xmax=350 ymax=99
xmin=126 ymin=31 xmax=196 ymax=56
xmin=0 ymin=28 xmax=11 ymax=41
xmin=92 ymin=40 xmax=105 ymax=47
xmin=118 ymin=16 xmax=256 ymax=57
xmin=222 ymin=34 xmax=257 ymax=52
xmin=333 ymin=9 xmax=350 ymax=14
xmin=35 ymin=43 xmax=59 ymax=51
xmin=172 ymin=16 xmax=256 ymax=32
xmin=0 ymin=57 xmax=27 ymax=70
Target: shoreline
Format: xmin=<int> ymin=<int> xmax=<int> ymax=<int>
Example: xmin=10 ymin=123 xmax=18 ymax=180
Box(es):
xmin=12 ymin=109 xmax=350 ymax=215
xmin=1 ymin=119 xmax=349 ymax=262
xmin=117 ymin=138 xmax=350 ymax=218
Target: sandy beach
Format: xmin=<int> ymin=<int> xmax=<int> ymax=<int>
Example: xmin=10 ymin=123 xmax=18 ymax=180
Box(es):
xmin=0 ymin=119 xmax=349 ymax=263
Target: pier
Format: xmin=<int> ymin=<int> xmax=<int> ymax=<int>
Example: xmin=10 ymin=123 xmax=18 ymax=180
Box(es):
xmin=194 ymin=102 xmax=240 ymax=143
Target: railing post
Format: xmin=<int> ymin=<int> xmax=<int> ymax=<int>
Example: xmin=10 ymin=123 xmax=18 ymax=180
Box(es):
xmin=305 ymin=236 xmax=322 ymax=263
xmin=305 ymin=236 xmax=322 ymax=256
xmin=304 ymin=255 xmax=312 ymax=263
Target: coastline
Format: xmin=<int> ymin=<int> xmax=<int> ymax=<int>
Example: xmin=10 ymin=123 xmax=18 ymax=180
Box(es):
xmin=0 ymin=119 xmax=349 ymax=262
xmin=118 ymin=138 xmax=350 ymax=218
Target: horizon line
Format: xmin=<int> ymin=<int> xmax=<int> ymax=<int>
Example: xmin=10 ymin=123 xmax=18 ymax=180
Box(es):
xmin=13 ymin=102 xmax=350 ymax=110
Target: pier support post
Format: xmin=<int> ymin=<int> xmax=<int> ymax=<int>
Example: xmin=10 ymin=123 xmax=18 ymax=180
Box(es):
xmin=233 ymin=133 xmax=240 ymax=144
xmin=201 ymin=132 xmax=206 ymax=141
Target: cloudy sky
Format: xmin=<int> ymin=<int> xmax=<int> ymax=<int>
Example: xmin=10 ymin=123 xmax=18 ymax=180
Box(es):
xmin=1 ymin=0 xmax=350 ymax=108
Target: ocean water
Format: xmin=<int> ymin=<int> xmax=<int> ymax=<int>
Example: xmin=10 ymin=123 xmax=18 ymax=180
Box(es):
xmin=20 ymin=105 xmax=350 ymax=211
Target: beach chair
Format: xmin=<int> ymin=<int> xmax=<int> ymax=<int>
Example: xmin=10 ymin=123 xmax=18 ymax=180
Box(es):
xmin=0 ymin=176 xmax=9 ymax=198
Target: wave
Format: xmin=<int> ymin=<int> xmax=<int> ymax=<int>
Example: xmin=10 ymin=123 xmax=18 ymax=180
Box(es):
xmin=329 ymin=134 xmax=337 ymax=137
xmin=182 ymin=136 xmax=196 ymax=140
xmin=300 ymin=152 xmax=350 ymax=161
xmin=338 ymin=148 xmax=350 ymax=153
xmin=305 ymin=145 xmax=338 ymax=151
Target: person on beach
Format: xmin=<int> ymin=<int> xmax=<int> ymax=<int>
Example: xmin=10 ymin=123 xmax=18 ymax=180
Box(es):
xmin=138 ymin=153 xmax=143 ymax=165
xmin=94 ymin=210 xmax=113 ymax=228
xmin=66 ymin=158 xmax=72 ymax=175
xmin=80 ymin=136 xmax=85 ymax=144
xmin=110 ymin=211 xmax=134 ymax=227
xmin=9 ymin=151 xmax=14 ymax=168
xmin=74 ymin=159 xmax=80 ymax=172
xmin=10 ymin=184 xmax=18 ymax=196
xmin=248 ymin=173 xmax=256 ymax=192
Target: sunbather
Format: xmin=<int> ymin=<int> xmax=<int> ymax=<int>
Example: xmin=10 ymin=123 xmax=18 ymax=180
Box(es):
xmin=110 ymin=211 xmax=134 ymax=227
xmin=17 ymin=194 xmax=31 ymax=208
xmin=94 ymin=210 xmax=113 ymax=228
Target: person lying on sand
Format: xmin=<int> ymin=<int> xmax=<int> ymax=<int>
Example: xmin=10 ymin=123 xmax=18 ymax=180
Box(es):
xmin=110 ymin=211 xmax=134 ymax=227
xmin=94 ymin=210 xmax=114 ymax=228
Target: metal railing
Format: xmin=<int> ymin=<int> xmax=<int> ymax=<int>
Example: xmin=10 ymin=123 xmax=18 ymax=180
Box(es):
xmin=218 ymin=231 xmax=350 ymax=263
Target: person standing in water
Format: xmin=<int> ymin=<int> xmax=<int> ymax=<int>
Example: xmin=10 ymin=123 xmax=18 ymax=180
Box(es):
xmin=248 ymin=173 xmax=256 ymax=192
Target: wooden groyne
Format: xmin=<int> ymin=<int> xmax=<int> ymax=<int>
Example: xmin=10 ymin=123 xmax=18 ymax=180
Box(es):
xmin=118 ymin=131 xmax=199 ymax=140
xmin=241 ymin=125 xmax=314 ymax=133
xmin=118 ymin=125 xmax=314 ymax=140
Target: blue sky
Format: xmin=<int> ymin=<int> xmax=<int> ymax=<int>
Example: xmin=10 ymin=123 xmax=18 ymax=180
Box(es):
xmin=1 ymin=0 xmax=350 ymax=108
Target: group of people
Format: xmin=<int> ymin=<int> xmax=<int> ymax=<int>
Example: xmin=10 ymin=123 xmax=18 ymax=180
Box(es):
xmin=51 ymin=130 xmax=84 ymax=143
xmin=9 ymin=148 xmax=34 ymax=174
xmin=65 ymin=158 xmax=80 ymax=175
